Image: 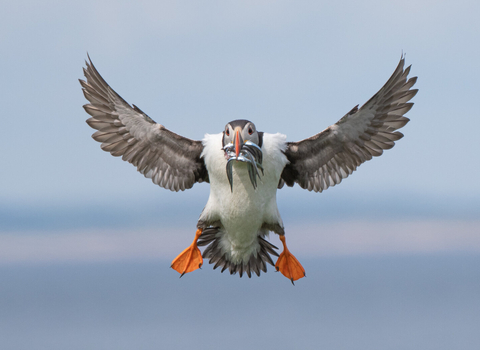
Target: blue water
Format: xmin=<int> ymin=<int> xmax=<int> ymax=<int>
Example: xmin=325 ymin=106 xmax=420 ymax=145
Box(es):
xmin=1 ymin=254 xmax=479 ymax=350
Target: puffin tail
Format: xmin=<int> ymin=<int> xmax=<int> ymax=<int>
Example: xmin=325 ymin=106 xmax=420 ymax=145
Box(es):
xmin=197 ymin=227 xmax=279 ymax=278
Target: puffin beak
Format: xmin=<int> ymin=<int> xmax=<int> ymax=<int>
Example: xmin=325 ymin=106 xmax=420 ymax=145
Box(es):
xmin=234 ymin=128 xmax=243 ymax=158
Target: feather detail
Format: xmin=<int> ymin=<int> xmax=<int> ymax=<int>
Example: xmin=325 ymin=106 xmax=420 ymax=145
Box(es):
xmin=80 ymin=55 xmax=208 ymax=191
xmin=281 ymin=56 xmax=417 ymax=192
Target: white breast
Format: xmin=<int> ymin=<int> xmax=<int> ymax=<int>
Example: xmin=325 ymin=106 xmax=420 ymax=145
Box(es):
xmin=199 ymin=132 xmax=288 ymax=264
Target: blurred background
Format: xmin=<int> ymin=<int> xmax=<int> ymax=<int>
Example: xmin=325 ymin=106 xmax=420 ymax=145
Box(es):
xmin=1 ymin=0 xmax=479 ymax=349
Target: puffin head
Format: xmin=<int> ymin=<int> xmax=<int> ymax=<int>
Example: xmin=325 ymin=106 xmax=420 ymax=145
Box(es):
xmin=222 ymin=120 xmax=264 ymax=191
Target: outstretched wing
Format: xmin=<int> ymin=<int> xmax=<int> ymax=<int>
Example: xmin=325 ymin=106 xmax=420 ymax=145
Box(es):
xmin=80 ymin=56 xmax=208 ymax=191
xmin=281 ymin=56 xmax=417 ymax=192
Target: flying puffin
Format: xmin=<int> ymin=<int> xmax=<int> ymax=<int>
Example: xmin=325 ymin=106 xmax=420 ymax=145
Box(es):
xmin=80 ymin=56 xmax=417 ymax=283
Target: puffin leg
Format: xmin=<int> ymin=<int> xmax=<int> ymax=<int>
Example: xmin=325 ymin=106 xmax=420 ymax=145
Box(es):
xmin=171 ymin=228 xmax=203 ymax=277
xmin=275 ymin=235 xmax=305 ymax=284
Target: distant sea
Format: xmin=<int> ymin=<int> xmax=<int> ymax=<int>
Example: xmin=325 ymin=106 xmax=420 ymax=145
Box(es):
xmin=1 ymin=254 xmax=479 ymax=350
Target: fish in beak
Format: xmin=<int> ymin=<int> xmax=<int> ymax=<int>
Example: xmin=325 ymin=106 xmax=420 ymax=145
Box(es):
xmin=223 ymin=135 xmax=263 ymax=192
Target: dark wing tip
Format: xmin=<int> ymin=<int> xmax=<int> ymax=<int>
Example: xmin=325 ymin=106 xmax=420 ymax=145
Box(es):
xmin=281 ymin=56 xmax=417 ymax=192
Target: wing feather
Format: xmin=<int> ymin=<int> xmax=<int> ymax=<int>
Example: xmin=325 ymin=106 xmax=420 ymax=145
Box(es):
xmin=80 ymin=56 xmax=208 ymax=191
xmin=282 ymin=56 xmax=417 ymax=192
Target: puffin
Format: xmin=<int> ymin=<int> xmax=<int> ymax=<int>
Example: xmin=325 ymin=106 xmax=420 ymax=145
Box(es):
xmin=80 ymin=55 xmax=417 ymax=283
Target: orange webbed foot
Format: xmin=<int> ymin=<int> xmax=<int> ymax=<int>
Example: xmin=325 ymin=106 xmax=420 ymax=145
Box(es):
xmin=171 ymin=229 xmax=203 ymax=277
xmin=275 ymin=235 xmax=305 ymax=285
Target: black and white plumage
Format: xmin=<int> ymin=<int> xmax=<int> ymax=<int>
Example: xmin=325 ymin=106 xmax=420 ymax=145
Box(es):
xmin=81 ymin=56 xmax=417 ymax=280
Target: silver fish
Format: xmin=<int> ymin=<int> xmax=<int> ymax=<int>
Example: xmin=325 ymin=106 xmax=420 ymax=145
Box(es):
xmin=224 ymin=141 xmax=264 ymax=191
xmin=226 ymin=157 xmax=236 ymax=191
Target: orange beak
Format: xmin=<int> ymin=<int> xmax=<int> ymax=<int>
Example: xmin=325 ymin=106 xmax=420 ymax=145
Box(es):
xmin=234 ymin=129 xmax=243 ymax=158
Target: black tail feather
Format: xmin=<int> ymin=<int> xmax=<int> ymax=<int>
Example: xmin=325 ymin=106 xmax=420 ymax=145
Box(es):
xmin=198 ymin=227 xmax=279 ymax=278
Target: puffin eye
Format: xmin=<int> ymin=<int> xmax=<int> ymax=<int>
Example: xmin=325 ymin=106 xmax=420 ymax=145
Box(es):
xmin=226 ymin=129 xmax=230 ymax=136
xmin=248 ymin=127 xmax=253 ymax=135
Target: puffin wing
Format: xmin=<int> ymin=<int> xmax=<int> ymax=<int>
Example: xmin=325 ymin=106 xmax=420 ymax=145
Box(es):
xmin=80 ymin=56 xmax=207 ymax=191
xmin=281 ymin=57 xmax=417 ymax=192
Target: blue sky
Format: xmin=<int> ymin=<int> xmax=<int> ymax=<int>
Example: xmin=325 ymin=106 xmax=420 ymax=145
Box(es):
xmin=1 ymin=4 xmax=479 ymax=348
xmin=1 ymin=0 xmax=479 ymax=261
